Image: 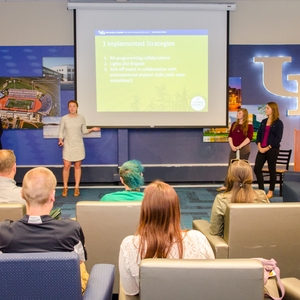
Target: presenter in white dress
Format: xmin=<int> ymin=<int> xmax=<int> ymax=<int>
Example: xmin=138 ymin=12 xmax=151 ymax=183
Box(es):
xmin=58 ymin=100 xmax=100 ymax=197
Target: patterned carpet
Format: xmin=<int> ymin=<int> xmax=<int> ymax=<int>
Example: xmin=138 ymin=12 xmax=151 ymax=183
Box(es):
xmin=54 ymin=185 xmax=282 ymax=229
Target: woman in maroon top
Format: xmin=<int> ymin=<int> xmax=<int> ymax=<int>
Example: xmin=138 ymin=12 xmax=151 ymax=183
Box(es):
xmin=217 ymin=108 xmax=254 ymax=191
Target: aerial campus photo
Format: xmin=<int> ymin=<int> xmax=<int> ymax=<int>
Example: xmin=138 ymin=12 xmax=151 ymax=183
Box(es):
xmin=0 ymin=77 xmax=60 ymax=129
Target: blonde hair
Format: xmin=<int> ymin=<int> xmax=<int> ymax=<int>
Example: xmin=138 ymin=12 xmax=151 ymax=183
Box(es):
xmin=0 ymin=149 xmax=16 ymax=175
xmin=22 ymin=167 xmax=57 ymax=206
xmin=226 ymin=160 xmax=256 ymax=203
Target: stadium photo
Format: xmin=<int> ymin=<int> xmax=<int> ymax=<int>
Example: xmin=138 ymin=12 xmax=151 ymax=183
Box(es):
xmin=0 ymin=97 xmax=41 ymax=112
xmin=0 ymin=77 xmax=60 ymax=129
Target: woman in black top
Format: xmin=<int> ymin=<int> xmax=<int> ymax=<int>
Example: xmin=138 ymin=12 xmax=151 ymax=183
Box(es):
xmin=254 ymin=102 xmax=284 ymax=199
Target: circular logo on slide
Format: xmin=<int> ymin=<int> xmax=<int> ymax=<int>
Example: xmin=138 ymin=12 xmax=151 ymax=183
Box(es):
xmin=191 ymin=96 xmax=206 ymax=111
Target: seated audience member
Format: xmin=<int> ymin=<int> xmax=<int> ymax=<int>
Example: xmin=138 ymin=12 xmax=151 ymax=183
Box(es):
xmin=0 ymin=149 xmax=25 ymax=204
xmin=101 ymin=159 xmax=144 ymax=202
xmin=119 ymin=180 xmax=215 ymax=296
xmin=0 ymin=167 xmax=89 ymax=293
xmin=210 ymin=159 xmax=269 ymax=237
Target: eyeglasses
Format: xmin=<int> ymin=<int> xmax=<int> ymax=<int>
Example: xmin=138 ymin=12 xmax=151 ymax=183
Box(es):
xmin=230 ymin=158 xmax=250 ymax=165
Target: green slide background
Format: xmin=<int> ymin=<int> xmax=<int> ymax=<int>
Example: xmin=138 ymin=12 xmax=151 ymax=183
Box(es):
xmin=95 ymin=34 xmax=208 ymax=112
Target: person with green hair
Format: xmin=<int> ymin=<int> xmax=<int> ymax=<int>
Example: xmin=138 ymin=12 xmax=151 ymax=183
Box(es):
xmin=100 ymin=160 xmax=144 ymax=202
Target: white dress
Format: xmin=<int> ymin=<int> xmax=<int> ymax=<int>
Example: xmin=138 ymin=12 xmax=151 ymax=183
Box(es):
xmin=58 ymin=114 xmax=89 ymax=162
xmin=119 ymin=230 xmax=215 ymax=295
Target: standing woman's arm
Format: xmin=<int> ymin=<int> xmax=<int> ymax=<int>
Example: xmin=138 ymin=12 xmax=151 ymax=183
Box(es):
xmin=58 ymin=117 xmax=65 ymax=146
xmin=256 ymin=119 xmax=265 ymax=152
xmin=271 ymin=119 xmax=284 ymax=147
xmin=80 ymin=115 xmax=100 ymax=134
xmin=228 ymin=137 xmax=236 ymax=151
xmin=81 ymin=115 xmax=89 ymax=135
xmin=237 ymin=123 xmax=254 ymax=150
xmin=228 ymin=123 xmax=237 ymax=151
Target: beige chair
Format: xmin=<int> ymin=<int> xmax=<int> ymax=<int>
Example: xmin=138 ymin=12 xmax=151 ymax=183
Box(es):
xmin=119 ymin=259 xmax=300 ymax=300
xmin=120 ymin=258 xmax=264 ymax=300
xmin=0 ymin=203 xmax=26 ymax=222
xmin=119 ymin=282 xmax=139 ymax=300
xmin=76 ymin=201 xmax=142 ymax=294
xmin=193 ymin=202 xmax=300 ymax=278
xmin=282 ymin=278 xmax=300 ymax=300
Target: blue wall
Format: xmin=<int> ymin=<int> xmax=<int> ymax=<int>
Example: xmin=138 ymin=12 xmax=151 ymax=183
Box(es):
xmin=1 ymin=45 xmax=299 ymax=177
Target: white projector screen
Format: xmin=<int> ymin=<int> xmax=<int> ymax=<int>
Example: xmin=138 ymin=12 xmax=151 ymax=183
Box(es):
xmin=68 ymin=2 xmax=236 ymax=127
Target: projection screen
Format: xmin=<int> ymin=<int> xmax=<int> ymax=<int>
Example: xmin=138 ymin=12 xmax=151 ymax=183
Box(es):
xmin=67 ymin=1 xmax=236 ymax=127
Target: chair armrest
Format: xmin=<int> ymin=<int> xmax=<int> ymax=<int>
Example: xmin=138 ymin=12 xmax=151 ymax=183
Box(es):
xmin=192 ymin=220 xmax=229 ymax=258
xmin=284 ymin=171 xmax=300 ymax=182
xmin=119 ymin=280 xmax=140 ymax=300
xmin=282 ymin=277 xmax=300 ymax=300
xmin=84 ymin=264 xmax=115 ymax=300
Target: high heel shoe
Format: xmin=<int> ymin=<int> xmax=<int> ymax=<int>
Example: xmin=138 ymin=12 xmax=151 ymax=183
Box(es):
xmin=62 ymin=188 xmax=68 ymax=197
xmin=74 ymin=188 xmax=80 ymax=197
xmin=266 ymin=191 xmax=273 ymax=199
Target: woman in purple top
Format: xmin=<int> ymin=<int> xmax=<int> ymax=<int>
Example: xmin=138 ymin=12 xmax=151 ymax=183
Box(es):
xmin=254 ymin=102 xmax=283 ymax=199
xmin=217 ymin=108 xmax=254 ymax=191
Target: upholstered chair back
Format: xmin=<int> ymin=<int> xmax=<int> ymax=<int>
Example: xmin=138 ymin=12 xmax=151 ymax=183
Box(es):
xmin=0 ymin=203 xmax=26 ymax=222
xmin=224 ymin=202 xmax=300 ymax=278
xmin=139 ymin=258 xmax=264 ymax=300
xmin=76 ymin=201 xmax=141 ymax=294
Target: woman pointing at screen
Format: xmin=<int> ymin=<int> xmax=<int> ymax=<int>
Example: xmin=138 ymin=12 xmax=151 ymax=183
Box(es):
xmin=58 ymin=100 xmax=100 ymax=197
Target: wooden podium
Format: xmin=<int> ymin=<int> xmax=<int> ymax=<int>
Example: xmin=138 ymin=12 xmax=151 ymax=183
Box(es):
xmin=294 ymin=130 xmax=300 ymax=171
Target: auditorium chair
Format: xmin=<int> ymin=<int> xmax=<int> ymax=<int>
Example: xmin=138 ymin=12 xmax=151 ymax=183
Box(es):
xmin=0 ymin=203 xmax=26 ymax=222
xmin=119 ymin=261 xmax=300 ymax=300
xmin=76 ymin=201 xmax=142 ymax=294
xmin=282 ymin=278 xmax=300 ymax=300
xmin=193 ymin=202 xmax=300 ymax=278
xmin=282 ymin=171 xmax=300 ymax=202
xmin=0 ymin=252 xmax=115 ymax=300
xmin=119 ymin=258 xmax=266 ymax=300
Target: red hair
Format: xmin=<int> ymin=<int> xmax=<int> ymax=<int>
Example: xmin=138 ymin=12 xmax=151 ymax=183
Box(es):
xmin=232 ymin=108 xmax=249 ymax=136
xmin=137 ymin=180 xmax=184 ymax=259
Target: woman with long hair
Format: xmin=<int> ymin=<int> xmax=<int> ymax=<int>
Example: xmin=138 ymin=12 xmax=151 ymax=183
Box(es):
xmin=254 ymin=102 xmax=284 ymax=199
xmin=217 ymin=107 xmax=254 ymax=191
xmin=210 ymin=159 xmax=269 ymax=237
xmin=58 ymin=100 xmax=100 ymax=197
xmin=119 ymin=180 xmax=214 ymax=296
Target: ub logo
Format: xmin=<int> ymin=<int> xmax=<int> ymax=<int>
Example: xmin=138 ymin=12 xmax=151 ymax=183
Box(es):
xmin=254 ymin=56 xmax=300 ymax=116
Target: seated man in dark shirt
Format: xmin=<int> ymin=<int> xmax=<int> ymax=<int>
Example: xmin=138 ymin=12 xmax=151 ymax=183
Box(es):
xmin=0 ymin=166 xmax=89 ymax=292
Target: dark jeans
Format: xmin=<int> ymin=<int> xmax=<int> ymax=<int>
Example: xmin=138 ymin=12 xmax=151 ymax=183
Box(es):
xmin=254 ymin=147 xmax=280 ymax=191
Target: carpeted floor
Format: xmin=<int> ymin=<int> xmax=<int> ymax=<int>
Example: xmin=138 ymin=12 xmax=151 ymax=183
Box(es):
xmin=54 ymin=185 xmax=283 ymax=229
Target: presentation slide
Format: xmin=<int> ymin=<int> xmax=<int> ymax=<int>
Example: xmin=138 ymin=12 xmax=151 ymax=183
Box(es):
xmin=69 ymin=2 xmax=235 ymax=127
xmin=95 ymin=30 xmax=208 ymax=113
